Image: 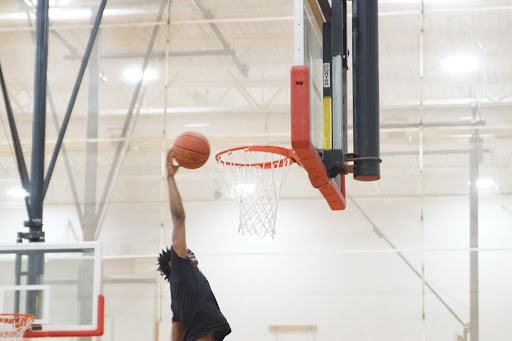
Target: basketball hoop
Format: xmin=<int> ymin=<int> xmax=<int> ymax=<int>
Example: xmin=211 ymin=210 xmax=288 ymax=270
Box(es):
xmin=216 ymin=146 xmax=301 ymax=238
xmin=0 ymin=314 xmax=34 ymax=341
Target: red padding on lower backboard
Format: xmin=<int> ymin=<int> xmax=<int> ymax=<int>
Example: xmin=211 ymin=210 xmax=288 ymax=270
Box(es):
xmin=291 ymin=65 xmax=346 ymax=210
xmin=24 ymin=294 xmax=104 ymax=338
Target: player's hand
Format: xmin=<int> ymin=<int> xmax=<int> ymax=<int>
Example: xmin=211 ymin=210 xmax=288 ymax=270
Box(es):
xmin=167 ymin=149 xmax=179 ymax=177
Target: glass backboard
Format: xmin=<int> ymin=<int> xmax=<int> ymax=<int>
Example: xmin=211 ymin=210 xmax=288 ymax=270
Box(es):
xmin=0 ymin=242 xmax=102 ymax=336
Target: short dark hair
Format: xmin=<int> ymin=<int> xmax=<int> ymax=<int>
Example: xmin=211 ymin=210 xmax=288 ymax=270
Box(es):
xmin=157 ymin=247 xmax=172 ymax=282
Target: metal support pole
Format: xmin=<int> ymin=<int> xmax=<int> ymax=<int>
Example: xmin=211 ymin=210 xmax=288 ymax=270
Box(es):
xmin=331 ymin=0 xmax=343 ymax=153
xmin=469 ymin=130 xmax=481 ymax=341
xmin=29 ymin=0 xmax=50 ymax=237
xmin=352 ymin=0 xmax=381 ymax=180
xmin=342 ymin=0 xmax=348 ymax=155
xmin=20 ymin=0 xmax=84 ymax=232
xmin=14 ymin=253 xmax=22 ymax=313
xmin=25 ymin=0 xmax=50 ymax=318
xmin=83 ymin=12 xmax=101 ymax=242
xmin=336 ymin=0 xmax=348 ymax=188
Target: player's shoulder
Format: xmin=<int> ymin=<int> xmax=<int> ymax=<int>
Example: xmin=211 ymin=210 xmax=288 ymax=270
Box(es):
xmin=170 ymin=246 xmax=190 ymax=263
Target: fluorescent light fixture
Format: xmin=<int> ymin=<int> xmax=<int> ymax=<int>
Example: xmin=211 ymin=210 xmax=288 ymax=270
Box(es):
xmin=477 ymin=178 xmax=497 ymax=189
xmin=184 ymin=123 xmax=210 ymax=128
xmin=468 ymin=177 xmax=498 ymax=190
xmin=49 ymin=0 xmax=71 ymax=6
xmin=8 ymin=188 xmax=29 ymax=198
xmin=49 ymin=8 xmax=91 ymax=20
xmin=442 ymin=55 xmax=479 ymax=74
xmin=123 ymin=68 xmax=158 ymax=83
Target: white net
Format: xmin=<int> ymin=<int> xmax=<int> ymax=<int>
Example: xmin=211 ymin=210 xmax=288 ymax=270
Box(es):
xmin=217 ymin=147 xmax=295 ymax=238
xmin=0 ymin=314 xmax=34 ymax=341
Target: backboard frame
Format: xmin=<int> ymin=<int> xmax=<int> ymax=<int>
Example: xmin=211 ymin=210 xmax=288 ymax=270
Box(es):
xmin=0 ymin=242 xmax=104 ymax=338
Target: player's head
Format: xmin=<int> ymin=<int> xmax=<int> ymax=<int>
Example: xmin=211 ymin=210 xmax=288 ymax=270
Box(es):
xmin=157 ymin=247 xmax=172 ymax=282
xmin=157 ymin=247 xmax=199 ymax=281
xmin=187 ymin=248 xmax=199 ymax=266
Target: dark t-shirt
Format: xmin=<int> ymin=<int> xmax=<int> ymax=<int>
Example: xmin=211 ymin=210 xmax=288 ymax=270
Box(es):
xmin=169 ymin=247 xmax=231 ymax=341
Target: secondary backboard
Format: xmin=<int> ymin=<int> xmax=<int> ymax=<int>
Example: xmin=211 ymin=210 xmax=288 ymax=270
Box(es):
xmin=0 ymin=242 xmax=103 ymax=337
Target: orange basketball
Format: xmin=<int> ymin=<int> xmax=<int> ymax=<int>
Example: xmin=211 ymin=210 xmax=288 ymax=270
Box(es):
xmin=172 ymin=131 xmax=210 ymax=169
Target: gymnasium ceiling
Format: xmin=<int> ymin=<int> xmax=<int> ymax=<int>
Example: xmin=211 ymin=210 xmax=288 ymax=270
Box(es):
xmin=0 ymin=0 xmax=511 ymax=210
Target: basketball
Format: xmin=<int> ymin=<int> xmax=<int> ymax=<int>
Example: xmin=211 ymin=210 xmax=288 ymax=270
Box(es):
xmin=172 ymin=131 xmax=210 ymax=169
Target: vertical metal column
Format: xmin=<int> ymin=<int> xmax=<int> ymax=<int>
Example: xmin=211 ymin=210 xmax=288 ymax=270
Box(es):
xmin=26 ymin=0 xmax=50 ymax=319
xmin=342 ymin=0 xmax=348 ymax=157
xmin=331 ymin=0 xmax=344 ymax=153
xmin=469 ymin=130 xmax=481 ymax=341
xmin=352 ymin=0 xmax=381 ymax=180
xmin=14 ymin=253 xmax=22 ymax=313
xmin=30 ymin=0 xmax=49 ymax=232
xmin=337 ymin=0 xmax=348 ymax=189
xmin=83 ymin=17 xmax=101 ymax=242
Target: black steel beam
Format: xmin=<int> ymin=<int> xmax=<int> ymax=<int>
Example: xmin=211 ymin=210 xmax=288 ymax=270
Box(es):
xmin=19 ymin=0 xmax=85 ymax=230
xmin=29 ymin=0 xmax=50 ymax=233
xmin=352 ymin=0 xmax=381 ymax=181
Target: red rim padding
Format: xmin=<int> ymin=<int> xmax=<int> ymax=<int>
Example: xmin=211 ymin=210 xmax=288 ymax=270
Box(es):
xmin=23 ymin=295 xmax=104 ymax=338
xmin=290 ymin=65 xmax=346 ymax=210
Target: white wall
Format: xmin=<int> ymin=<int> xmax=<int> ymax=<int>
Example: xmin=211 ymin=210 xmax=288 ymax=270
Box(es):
xmin=1 ymin=193 xmax=511 ymax=340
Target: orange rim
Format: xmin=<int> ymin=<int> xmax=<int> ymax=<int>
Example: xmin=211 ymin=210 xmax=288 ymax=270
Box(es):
xmin=215 ymin=145 xmax=301 ymax=169
xmin=0 ymin=313 xmax=34 ymax=332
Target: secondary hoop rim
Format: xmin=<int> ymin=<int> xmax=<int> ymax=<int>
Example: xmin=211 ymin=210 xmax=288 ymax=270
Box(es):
xmin=0 ymin=313 xmax=35 ymax=322
xmin=215 ymin=145 xmax=301 ymax=169
xmin=0 ymin=313 xmax=34 ymax=335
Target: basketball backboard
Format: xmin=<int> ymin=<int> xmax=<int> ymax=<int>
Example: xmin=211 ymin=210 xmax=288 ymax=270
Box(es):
xmin=291 ymin=0 xmax=347 ymax=210
xmin=0 ymin=242 xmax=103 ymax=337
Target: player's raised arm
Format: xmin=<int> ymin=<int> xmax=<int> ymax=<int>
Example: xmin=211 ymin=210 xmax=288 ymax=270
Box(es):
xmin=166 ymin=150 xmax=187 ymax=259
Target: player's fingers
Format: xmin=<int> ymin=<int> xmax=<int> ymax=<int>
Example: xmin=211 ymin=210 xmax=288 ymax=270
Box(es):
xmin=167 ymin=148 xmax=174 ymax=160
